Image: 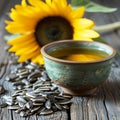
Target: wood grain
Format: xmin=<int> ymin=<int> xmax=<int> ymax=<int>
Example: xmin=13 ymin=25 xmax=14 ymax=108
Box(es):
xmin=71 ymin=67 xmax=120 ymax=120
xmin=1 ymin=0 xmax=120 ymax=120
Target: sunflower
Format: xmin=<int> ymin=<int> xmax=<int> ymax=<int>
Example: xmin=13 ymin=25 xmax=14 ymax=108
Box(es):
xmin=5 ymin=0 xmax=99 ymax=65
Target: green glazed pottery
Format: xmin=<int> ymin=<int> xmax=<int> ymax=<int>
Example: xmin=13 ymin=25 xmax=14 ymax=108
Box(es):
xmin=41 ymin=40 xmax=116 ymax=96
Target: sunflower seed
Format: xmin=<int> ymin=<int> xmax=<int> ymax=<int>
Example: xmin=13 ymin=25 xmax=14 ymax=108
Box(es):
xmin=59 ymin=99 xmax=72 ymax=105
xmin=36 ymin=107 xmax=46 ymax=115
xmin=16 ymin=96 xmax=27 ymax=103
xmin=26 ymin=92 xmax=37 ymax=98
xmin=51 ymin=105 xmax=58 ymax=112
xmin=62 ymin=105 xmax=69 ymax=109
xmin=40 ymin=109 xmax=53 ymax=115
xmin=39 ymin=77 xmax=47 ymax=82
xmin=25 ymin=64 xmax=35 ymax=70
xmin=39 ymin=92 xmax=47 ymax=97
xmin=61 ymin=93 xmax=73 ymax=99
xmin=3 ymin=95 xmax=14 ymax=105
xmin=50 ymin=86 xmax=58 ymax=91
xmin=5 ymin=76 xmax=11 ymax=81
xmin=54 ymin=103 xmax=62 ymax=110
xmin=33 ymin=102 xmax=43 ymax=106
xmin=54 ymin=95 xmax=68 ymax=100
xmin=41 ymin=71 xmax=50 ymax=81
xmin=33 ymin=83 xmax=51 ymax=89
xmin=3 ymin=61 xmax=73 ymax=117
xmin=7 ymin=105 xmax=20 ymax=110
xmin=17 ymin=85 xmax=24 ymax=90
xmin=13 ymin=86 xmax=17 ymax=90
xmin=28 ymin=72 xmax=41 ymax=79
xmin=17 ymin=70 xmax=29 ymax=76
xmin=12 ymin=81 xmax=25 ymax=86
xmin=31 ymin=97 xmax=46 ymax=102
xmin=15 ymin=109 xmax=22 ymax=114
xmin=10 ymin=73 xmax=18 ymax=79
xmin=36 ymin=87 xmax=51 ymax=91
xmin=5 ymin=101 xmax=14 ymax=106
xmin=45 ymin=100 xmax=51 ymax=109
xmin=24 ymin=84 xmax=33 ymax=88
xmin=30 ymin=62 xmax=39 ymax=68
xmin=14 ymin=76 xmax=25 ymax=81
xmin=29 ymin=78 xmax=37 ymax=83
xmin=12 ymin=90 xmax=25 ymax=96
xmin=17 ymin=68 xmax=29 ymax=73
xmin=25 ymin=101 xmax=33 ymax=109
xmin=44 ymin=91 xmax=59 ymax=95
xmin=15 ymin=108 xmax=26 ymax=114
xmin=22 ymin=79 xmax=30 ymax=85
xmin=30 ymin=106 xmax=41 ymax=113
xmin=18 ymin=102 xmax=25 ymax=108
xmin=20 ymin=111 xmax=27 ymax=117
xmin=25 ymin=110 xmax=32 ymax=116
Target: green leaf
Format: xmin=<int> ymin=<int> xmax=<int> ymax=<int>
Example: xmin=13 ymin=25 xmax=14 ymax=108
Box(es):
xmin=85 ymin=2 xmax=117 ymax=13
xmin=93 ymin=37 xmax=108 ymax=44
xmin=72 ymin=0 xmax=117 ymax=13
xmin=71 ymin=0 xmax=88 ymax=6
xmin=116 ymin=51 xmax=120 ymax=57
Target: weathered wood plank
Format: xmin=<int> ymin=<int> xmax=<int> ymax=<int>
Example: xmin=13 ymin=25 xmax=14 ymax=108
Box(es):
xmin=1 ymin=0 xmax=120 ymax=120
xmin=0 ymin=108 xmax=13 ymax=120
xmin=103 ymin=68 xmax=120 ymax=120
xmin=71 ymin=67 xmax=120 ymax=120
xmin=71 ymin=88 xmax=108 ymax=120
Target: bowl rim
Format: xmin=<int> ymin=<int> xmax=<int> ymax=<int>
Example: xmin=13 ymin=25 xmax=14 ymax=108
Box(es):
xmin=41 ymin=40 xmax=116 ymax=64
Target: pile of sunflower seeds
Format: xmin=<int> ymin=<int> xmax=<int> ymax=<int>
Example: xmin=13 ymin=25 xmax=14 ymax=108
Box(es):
xmin=2 ymin=62 xmax=72 ymax=117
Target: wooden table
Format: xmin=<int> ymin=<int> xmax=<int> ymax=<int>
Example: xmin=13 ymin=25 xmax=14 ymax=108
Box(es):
xmin=0 ymin=0 xmax=120 ymax=120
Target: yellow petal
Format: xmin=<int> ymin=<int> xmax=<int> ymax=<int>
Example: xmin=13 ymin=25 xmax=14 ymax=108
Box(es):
xmin=47 ymin=0 xmax=59 ymax=15
xmin=28 ymin=0 xmax=43 ymax=7
xmin=74 ymin=29 xmax=99 ymax=40
xmin=9 ymin=41 xmax=38 ymax=52
xmin=73 ymin=18 xmax=95 ymax=30
xmin=15 ymin=45 xmax=40 ymax=55
xmin=8 ymin=46 xmax=17 ymax=52
xmin=9 ymin=11 xmax=36 ymax=24
xmin=74 ymin=37 xmax=93 ymax=41
xmin=46 ymin=0 xmax=52 ymax=5
xmin=53 ymin=0 xmax=69 ymax=12
xmin=5 ymin=21 xmax=34 ymax=34
xmin=21 ymin=0 xmax=27 ymax=7
xmin=71 ymin=6 xmax=85 ymax=18
xmin=14 ymin=5 xmax=39 ymax=18
xmin=8 ymin=36 xmax=36 ymax=46
xmin=18 ymin=50 xmax=40 ymax=62
xmin=80 ymin=29 xmax=100 ymax=38
xmin=28 ymin=0 xmax=52 ymax=15
xmin=32 ymin=54 xmax=44 ymax=65
xmin=7 ymin=33 xmax=34 ymax=45
xmin=59 ymin=0 xmax=67 ymax=8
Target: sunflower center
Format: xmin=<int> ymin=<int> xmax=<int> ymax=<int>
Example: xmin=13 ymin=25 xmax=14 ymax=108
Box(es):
xmin=47 ymin=26 xmax=62 ymax=40
xmin=35 ymin=16 xmax=73 ymax=46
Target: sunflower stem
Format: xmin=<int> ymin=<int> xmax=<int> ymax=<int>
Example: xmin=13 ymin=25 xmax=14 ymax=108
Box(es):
xmin=93 ymin=21 xmax=120 ymax=33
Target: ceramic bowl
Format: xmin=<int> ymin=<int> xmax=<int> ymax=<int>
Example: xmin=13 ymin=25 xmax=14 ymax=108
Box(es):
xmin=41 ymin=40 xmax=116 ymax=96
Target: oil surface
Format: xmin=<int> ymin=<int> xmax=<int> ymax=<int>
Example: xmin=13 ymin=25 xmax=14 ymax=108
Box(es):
xmin=49 ymin=48 xmax=109 ymax=62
